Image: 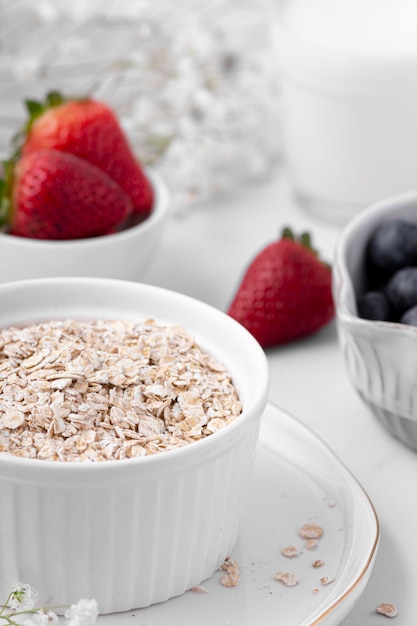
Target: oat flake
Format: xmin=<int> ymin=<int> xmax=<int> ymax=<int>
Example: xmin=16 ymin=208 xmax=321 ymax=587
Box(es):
xmin=299 ymin=523 xmax=324 ymax=540
xmin=281 ymin=545 xmax=299 ymax=558
xmin=376 ymin=603 xmax=398 ymax=618
xmin=273 ymin=572 xmax=299 ymax=587
xmin=190 ymin=585 xmax=209 ymax=594
xmin=220 ymin=557 xmax=240 ymax=587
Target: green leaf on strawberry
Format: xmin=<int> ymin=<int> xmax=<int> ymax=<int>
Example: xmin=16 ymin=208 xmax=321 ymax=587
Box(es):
xmin=24 ymin=99 xmax=45 ymax=120
xmin=12 ymin=91 xmax=85 ymax=158
xmin=0 ymin=159 xmax=15 ymax=228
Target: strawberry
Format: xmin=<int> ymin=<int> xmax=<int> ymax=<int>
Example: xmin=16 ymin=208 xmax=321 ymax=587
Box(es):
xmin=227 ymin=228 xmax=335 ymax=348
xmin=0 ymin=149 xmax=133 ymax=240
xmin=17 ymin=91 xmax=153 ymax=217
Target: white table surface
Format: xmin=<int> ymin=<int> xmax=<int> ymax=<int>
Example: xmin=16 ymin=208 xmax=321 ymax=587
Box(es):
xmin=143 ymin=163 xmax=416 ymax=625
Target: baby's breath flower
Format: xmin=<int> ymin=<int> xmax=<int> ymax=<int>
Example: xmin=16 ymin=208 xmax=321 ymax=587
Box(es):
xmin=64 ymin=599 xmax=98 ymax=626
xmin=0 ymin=583 xmax=97 ymax=626
xmin=8 ymin=583 xmax=39 ymax=611
xmin=1 ymin=0 xmax=280 ymax=208
xmin=21 ymin=609 xmax=59 ymax=625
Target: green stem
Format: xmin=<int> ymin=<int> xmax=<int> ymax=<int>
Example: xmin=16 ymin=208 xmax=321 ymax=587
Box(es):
xmin=11 ymin=604 xmax=66 ymax=615
xmin=0 ymin=603 xmax=68 ymax=624
xmin=0 ymin=616 xmax=19 ymax=625
xmin=0 ymin=593 xmax=13 ymax=617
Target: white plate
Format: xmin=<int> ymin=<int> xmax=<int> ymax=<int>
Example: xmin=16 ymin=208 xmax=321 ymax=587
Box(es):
xmin=100 ymin=403 xmax=379 ymax=626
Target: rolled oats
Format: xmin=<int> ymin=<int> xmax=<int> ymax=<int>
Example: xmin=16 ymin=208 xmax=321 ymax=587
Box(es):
xmin=220 ymin=557 xmax=240 ymax=587
xmin=376 ymin=603 xmax=398 ymax=618
xmin=190 ymin=585 xmax=209 ymax=594
xmin=273 ymin=572 xmax=299 ymax=587
xmin=281 ymin=545 xmax=299 ymax=558
xmin=299 ymin=523 xmax=323 ymax=540
xmin=0 ymin=319 xmax=242 ymax=462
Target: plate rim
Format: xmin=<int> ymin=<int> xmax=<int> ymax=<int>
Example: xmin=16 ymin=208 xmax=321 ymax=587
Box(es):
xmin=259 ymin=401 xmax=380 ymax=626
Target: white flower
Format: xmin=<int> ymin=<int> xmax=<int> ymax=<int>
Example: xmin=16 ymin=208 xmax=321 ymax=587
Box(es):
xmin=64 ymin=598 xmax=99 ymax=625
xmin=22 ymin=610 xmax=59 ymax=625
xmin=9 ymin=583 xmax=39 ymax=611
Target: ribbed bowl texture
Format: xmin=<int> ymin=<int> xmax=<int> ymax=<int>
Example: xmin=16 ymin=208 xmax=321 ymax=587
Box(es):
xmin=333 ymin=190 xmax=417 ymax=451
xmin=0 ymin=277 xmax=269 ymax=613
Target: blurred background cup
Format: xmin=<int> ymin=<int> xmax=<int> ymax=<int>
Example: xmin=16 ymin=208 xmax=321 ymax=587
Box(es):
xmin=0 ymin=0 xmax=281 ymax=211
xmin=276 ymin=0 xmax=417 ymax=224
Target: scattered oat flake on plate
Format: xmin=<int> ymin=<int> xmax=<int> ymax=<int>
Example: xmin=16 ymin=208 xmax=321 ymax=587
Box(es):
xmin=376 ymin=603 xmax=398 ymax=618
xmin=281 ymin=545 xmax=299 ymax=558
xmin=312 ymin=588 xmax=319 ymax=595
xmin=320 ymin=576 xmax=335 ymax=586
xmin=273 ymin=572 xmax=299 ymax=587
xmin=300 ymin=522 xmax=324 ymax=539
xmin=220 ymin=557 xmax=240 ymax=587
xmin=305 ymin=538 xmax=318 ymax=550
xmin=312 ymin=560 xmax=325 ymax=568
xmin=191 ymin=585 xmax=209 ymax=594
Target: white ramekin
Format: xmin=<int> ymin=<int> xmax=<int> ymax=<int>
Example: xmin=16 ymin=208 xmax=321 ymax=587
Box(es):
xmin=0 ymin=277 xmax=269 ymax=613
xmin=0 ymin=171 xmax=168 ymax=283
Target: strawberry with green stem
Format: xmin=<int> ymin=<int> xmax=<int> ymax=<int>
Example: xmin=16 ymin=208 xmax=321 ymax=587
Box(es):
xmin=16 ymin=91 xmax=153 ymax=218
xmin=227 ymin=227 xmax=335 ymax=347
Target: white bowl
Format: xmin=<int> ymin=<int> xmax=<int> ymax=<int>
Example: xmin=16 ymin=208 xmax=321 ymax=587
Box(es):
xmin=0 ymin=277 xmax=269 ymax=613
xmin=333 ymin=189 xmax=417 ymax=450
xmin=0 ymin=171 xmax=168 ymax=283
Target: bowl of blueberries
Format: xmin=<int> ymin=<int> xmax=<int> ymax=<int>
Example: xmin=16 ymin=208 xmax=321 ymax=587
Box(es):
xmin=333 ymin=190 xmax=417 ymax=451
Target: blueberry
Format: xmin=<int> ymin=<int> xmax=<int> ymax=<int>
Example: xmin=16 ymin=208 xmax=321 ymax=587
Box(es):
xmin=357 ymin=291 xmax=391 ymax=321
xmin=400 ymin=305 xmax=417 ymax=327
xmin=386 ymin=267 xmax=417 ymax=313
xmin=366 ymin=219 xmax=417 ymax=281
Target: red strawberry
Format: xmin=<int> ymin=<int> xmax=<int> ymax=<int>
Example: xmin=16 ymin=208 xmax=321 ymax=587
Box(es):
xmin=227 ymin=228 xmax=335 ymax=348
xmin=0 ymin=149 xmax=133 ymax=240
xmin=18 ymin=91 xmax=153 ymax=217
